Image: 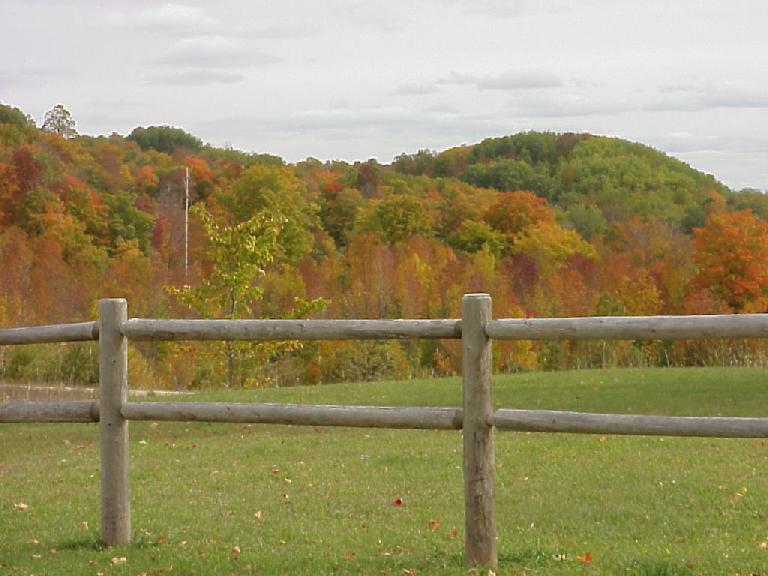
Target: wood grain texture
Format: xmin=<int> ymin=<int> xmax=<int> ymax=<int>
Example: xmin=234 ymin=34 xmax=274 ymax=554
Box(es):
xmin=0 ymin=321 xmax=98 ymax=345
xmin=488 ymin=314 xmax=768 ymax=341
xmin=99 ymin=299 xmax=131 ymax=546
xmin=494 ymin=409 xmax=768 ymax=437
xmin=122 ymin=402 xmax=462 ymax=430
xmin=121 ymin=318 xmax=461 ymax=341
xmin=0 ymin=400 xmax=98 ymax=422
xmin=461 ymin=294 xmax=497 ymax=567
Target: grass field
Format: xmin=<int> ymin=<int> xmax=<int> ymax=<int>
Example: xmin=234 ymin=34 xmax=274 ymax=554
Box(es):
xmin=2 ymin=366 xmax=768 ymax=575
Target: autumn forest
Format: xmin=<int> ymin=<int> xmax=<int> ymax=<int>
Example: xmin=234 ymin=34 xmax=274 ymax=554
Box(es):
xmin=1 ymin=103 xmax=767 ymax=389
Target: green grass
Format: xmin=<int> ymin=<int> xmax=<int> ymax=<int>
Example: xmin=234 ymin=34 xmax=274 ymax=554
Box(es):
xmin=2 ymin=367 xmax=768 ymax=574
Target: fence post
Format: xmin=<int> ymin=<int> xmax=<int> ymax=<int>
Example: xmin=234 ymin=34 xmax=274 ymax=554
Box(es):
xmin=99 ymin=298 xmax=131 ymax=545
xmin=461 ymin=293 xmax=497 ymax=567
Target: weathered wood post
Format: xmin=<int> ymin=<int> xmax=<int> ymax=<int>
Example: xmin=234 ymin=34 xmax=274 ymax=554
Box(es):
xmin=99 ymin=298 xmax=131 ymax=545
xmin=461 ymin=293 xmax=497 ymax=567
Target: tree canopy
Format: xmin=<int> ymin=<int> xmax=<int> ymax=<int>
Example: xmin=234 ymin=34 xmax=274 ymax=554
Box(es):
xmin=41 ymin=104 xmax=77 ymax=138
xmin=1 ymin=102 xmax=765 ymax=387
xmin=128 ymin=125 xmax=203 ymax=153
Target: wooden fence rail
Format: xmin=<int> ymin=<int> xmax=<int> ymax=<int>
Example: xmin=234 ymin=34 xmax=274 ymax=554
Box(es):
xmin=122 ymin=318 xmax=462 ymax=341
xmin=121 ymin=402 xmax=462 ymax=429
xmin=0 ymin=321 xmax=98 ymax=345
xmin=3 ymin=295 xmax=768 ymax=568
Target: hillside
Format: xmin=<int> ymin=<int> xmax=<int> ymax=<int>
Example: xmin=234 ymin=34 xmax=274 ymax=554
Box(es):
xmin=1 ymin=102 xmax=768 ymax=387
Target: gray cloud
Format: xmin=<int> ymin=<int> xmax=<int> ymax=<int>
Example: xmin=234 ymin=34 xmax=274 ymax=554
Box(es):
xmin=459 ymin=0 xmax=529 ymax=19
xmin=197 ymin=106 xmax=506 ymax=145
xmin=243 ymin=24 xmax=316 ymax=40
xmin=657 ymin=133 xmax=768 ymax=155
xmin=108 ymin=3 xmax=221 ymax=37
xmin=509 ymin=93 xmax=633 ymax=118
xmin=154 ymin=36 xmax=279 ymax=68
xmin=439 ymin=69 xmax=563 ymax=91
xmin=645 ymin=83 xmax=768 ymax=112
xmin=391 ymin=83 xmax=441 ymax=97
xmin=148 ymin=70 xmax=246 ymax=86
xmin=701 ymin=93 xmax=768 ymax=109
xmin=332 ymin=1 xmax=406 ymax=33
xmin=477 ymin=70 xmax=563 ymax=90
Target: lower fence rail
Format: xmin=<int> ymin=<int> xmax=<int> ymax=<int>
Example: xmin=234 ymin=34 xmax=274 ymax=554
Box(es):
xmin=494 ymin=409 xmax=768 ymax=437
xmin=0 ymin=400 xmax=99 ymax=422
xmin=6 ymin=401 xmax=768 ymax=439
xmin=121 ymin=402 xmax=463 ymax=430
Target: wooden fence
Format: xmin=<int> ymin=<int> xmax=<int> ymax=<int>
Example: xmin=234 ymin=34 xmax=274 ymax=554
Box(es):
xmin=3 ymin=294 xmax=768 ymax=567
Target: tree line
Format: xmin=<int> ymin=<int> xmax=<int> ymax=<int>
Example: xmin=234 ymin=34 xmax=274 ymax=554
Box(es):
xmin=1 ymin=103 xmax=767 ymax=388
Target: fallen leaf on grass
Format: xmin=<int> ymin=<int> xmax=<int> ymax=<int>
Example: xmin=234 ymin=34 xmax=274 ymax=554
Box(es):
xmin=253 ymin=510 xmax=262 ymax=521
xmin=345 ymin=550 xmax=356 ymax=560
xmin=391 ymin=497 xmax=403 ymax=507
xmin=231 ymin=545 xmax=241 ymax=556
xmin=155 ymin=535 xmax=167 ymax=544
xmin=110 ymin=556 xmax=127 ymax=565
xmin=428 ymin=517 xmax=442 ymax=531
xmin=13 ymin=503 xmax=29 ymax=511
xmin=576 ymin=551 xmax=593 ymax=564
xmin=450 ymin=527 xmax=458 ymax=539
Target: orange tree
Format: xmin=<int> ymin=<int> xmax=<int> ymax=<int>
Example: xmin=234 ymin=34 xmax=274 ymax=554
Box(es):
xmin=691 ymin=210 xmax=768 ymax=312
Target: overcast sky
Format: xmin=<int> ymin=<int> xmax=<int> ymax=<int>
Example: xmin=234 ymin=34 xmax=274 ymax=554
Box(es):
xmin=1 ymin=0 xmax=766 ymax=190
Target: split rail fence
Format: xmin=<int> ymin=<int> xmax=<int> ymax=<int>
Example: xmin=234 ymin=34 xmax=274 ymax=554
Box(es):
xmin=3 ymin=294 xmax=768 ymax=567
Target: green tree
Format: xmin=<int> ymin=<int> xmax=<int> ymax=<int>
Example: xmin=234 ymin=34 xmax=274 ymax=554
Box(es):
xmin=215 ymin=163 xmax=317 ymax=261
xmin=41 ymin=104 xmax=77 ymax=138
xmin=169 ymin=206 xmax=324 ymax=387
xmin=0 ymin=103 xmax=35 ymax=130
xmin=128 ymin=125 xmax=202 ymax=153
xmin=364 ymin=194 xmax=433 ymax=245
xmin=448 ymin=220 xmax=507 ymax=258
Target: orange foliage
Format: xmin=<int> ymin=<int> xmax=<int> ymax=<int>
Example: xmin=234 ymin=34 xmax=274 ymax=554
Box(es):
xmin=483 ymin=190 xmax=554 ymax=241
xmin=692 ymin=210 xmax=768 ymax=312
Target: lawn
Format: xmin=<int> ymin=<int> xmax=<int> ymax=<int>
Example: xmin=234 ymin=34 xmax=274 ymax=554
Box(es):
xmin=2 ymin=366 xmax=768 ymax=575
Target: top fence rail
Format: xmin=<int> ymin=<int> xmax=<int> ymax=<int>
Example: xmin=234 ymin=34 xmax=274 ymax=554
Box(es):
xmin=120 ymin=318 xmax=463 ymax=341
xmin=488 ymin=314 xmax=768 ymax=341
xmin=0 ymin=321 xmax=98 ymax=345
xmin=3 ymin=313 xmax=768 ymax=347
